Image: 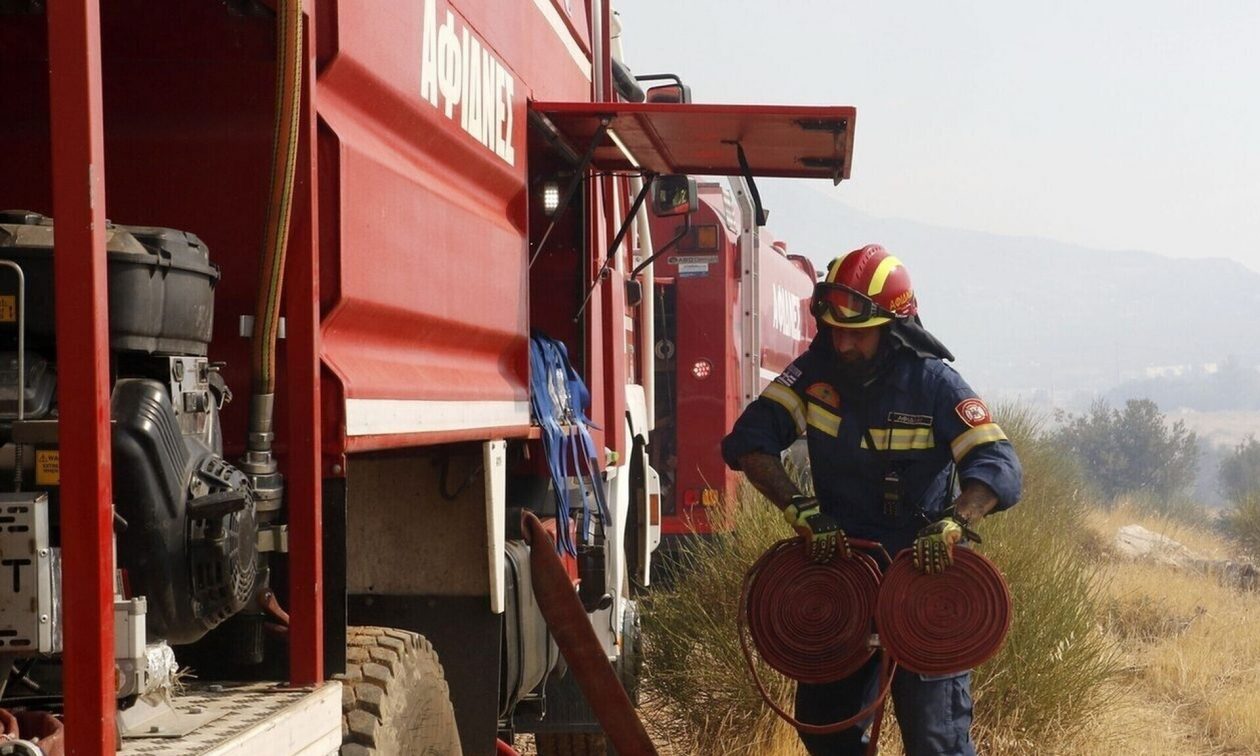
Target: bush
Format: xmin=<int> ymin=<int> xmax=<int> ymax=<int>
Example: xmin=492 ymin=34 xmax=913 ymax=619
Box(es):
xmin=1118 ymin=490 xmax=1207 ymax=525
xmin=1221 ymin=492 xmax=1260 ymax=559
xmin=1054 ymin=398 xmax=1199 ymax=501
xmin=970 ymin=407 xmax=1122 ymax=751
xmin=1220 ymin=437 xmax=1260 ymax=504
xmin=640 ymin=490 xmax=801 ymax=755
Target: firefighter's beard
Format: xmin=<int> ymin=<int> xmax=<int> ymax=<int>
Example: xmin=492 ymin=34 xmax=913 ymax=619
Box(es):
xmin=833 ymin=352 xmax=872 ymax=386
xmin=831 ymin=339 xmax=894 ymax=391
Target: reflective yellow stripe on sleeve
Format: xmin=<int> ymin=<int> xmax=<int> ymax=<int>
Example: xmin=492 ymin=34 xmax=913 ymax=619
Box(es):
xmin=859 ymin=427 xmax=935 ymax=450
xmin=806 ymin=404 xmax=842 ymax=437
xmin=950 ymin=423 xmax=1008 ymax=461
xmin=762 ymin=381 xmax=806 ymax=435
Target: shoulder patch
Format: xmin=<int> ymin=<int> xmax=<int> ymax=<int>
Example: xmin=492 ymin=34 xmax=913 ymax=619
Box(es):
xmin=888 ymin=411 xmax=933 ymax=427
xmin=955 ymin=398 xmax=992 ymax=428
xmin=805 ymin=382 xmax=840 ymax=409
xmin=776 ymin=364 xmax=803 ymax=388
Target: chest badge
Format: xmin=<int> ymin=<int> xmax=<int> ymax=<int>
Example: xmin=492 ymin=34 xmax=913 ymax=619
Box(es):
xmin=888 ymin=411 xmax=932 ymax=428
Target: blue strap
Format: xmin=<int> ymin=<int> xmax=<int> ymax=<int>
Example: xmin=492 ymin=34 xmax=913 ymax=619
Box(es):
xmin=528 ymin=331 xmax=608 ymax=555
xmin=528 ymin=336 xmax=575 ymax=555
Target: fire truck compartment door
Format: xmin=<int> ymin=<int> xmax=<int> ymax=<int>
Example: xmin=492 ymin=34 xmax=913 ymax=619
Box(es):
xmin=531 ymin=102 xmax=856 ymax=183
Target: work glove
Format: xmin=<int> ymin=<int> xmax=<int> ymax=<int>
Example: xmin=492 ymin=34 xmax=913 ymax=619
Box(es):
xmin=783 ymin=496 xmax=849 ymax=563
xmin=913 ymin=515 xmax=982 ymax=574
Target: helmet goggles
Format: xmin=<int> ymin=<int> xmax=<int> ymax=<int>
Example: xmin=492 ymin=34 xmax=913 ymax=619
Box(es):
xmin=811 ymin=282 xmax=900 ymax=325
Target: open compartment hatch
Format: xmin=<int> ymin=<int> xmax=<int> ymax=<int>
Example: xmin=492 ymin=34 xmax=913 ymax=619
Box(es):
xmin=531 ymin=102 xmax=857 ymax=183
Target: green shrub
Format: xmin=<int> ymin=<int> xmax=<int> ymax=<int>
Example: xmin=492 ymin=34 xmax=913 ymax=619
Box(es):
xmin=641 ymin=489 xmax=801 ymax=754
xmin=970 ymin=406 xmax=1122 ymax=751
xmin=1221 ymin=492 xmax=1260 ymax=559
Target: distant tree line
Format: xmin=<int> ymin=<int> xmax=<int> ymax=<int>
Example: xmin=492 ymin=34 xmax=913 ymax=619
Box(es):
xmin=1054 ymin=398 xmax=1199 ymax=502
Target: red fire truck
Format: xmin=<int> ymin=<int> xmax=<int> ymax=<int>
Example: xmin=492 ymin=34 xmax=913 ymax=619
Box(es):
xmin=0 ymin=1 xmax=854 ymax=753
xmin=648 ymin=182 xmax=818 ymax=539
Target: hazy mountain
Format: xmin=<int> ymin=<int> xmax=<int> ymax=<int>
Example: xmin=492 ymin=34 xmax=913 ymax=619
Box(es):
xmin=756 ymin=180 xmax=1260 ymax=409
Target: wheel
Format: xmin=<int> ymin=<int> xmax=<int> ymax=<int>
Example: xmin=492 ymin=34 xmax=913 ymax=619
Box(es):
xmin=534 ymin=731 xmax=608 ymax=756
xmin=615 ymin=600 xmax=643 ymax=707
xmin=335 ymin=626 xmax=462 ymax=755
xmin=534 ymin=605 xmax=640 ymax=756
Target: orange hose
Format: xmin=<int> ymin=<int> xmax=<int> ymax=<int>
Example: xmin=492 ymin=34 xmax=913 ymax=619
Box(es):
xmin=742 ymin=538 xmax=882 ymax=683
xmin=251 ymin=0 xmax=302 ymax=398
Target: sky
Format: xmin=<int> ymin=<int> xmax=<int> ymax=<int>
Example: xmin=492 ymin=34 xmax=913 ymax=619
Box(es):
xmin=620 ymin=1 xmax=1260 ymax=272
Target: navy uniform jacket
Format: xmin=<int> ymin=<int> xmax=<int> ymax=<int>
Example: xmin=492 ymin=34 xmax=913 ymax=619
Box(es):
xmin=722 ymin=342 xmax=1022 ymax=556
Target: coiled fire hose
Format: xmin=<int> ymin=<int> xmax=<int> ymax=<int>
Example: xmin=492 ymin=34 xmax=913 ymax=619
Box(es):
xmin=0 ymin=707 xmax=66 ymax=756
xmin=739 ymin=537 xmax=1011 ymax=744
xmin=876 ymin=548 xmax=1012 ymax=675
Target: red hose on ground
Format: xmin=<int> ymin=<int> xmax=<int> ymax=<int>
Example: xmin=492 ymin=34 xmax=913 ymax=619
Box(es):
xmin=522 ymin=511 xmax=657 ymax=756
xmin=875 ymin=548 xmax=1011 ymax=675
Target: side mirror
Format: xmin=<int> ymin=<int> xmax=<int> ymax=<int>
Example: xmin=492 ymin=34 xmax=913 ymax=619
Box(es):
xmin=645 ymin=83 xmax=691 ymax=104
xmin=651 ymin=175 xmax=698 ymax=217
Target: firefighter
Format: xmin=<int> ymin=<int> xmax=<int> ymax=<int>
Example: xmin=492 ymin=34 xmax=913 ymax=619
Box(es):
xmin=721 ymin=244 xmax=1021 ymax=756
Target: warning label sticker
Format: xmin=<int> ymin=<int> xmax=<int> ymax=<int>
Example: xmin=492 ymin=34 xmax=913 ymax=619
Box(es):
xmin=36 ymin=450 xmax=60 ymax=486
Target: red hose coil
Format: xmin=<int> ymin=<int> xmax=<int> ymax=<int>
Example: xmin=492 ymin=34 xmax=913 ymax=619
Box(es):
xmin=739 ymin=538 xmax=896 ymax=739
xmin=875 ymin=548 xmax=1011 ymax=676
xmin=740 ymin=538 xmax=1011 ymax=742
xmin=742 ymin=538 xmax=883 ymax=683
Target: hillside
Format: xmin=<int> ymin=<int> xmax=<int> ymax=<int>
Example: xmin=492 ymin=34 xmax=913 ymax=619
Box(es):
xmin=756 ymin=180 xmax=1260 ymax=408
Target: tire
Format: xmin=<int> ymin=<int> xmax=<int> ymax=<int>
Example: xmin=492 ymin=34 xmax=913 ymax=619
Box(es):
xmin=534 ymin=732 xmax=608 ymax=756
xmin=335 ymin=626 xmax=462 ymax=755
xmin=615 ymin=601 xmax=643 ymax=708
xmin=534 ymin=606 xmax=639 ymax=756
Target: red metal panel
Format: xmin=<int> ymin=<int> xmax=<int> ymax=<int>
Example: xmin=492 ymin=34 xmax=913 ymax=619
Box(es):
xmin=314 ymin=0 xmax=593 ymax=450
xmin=46 ymin=2 xmax=117 ymax=753
xmin=533 ymin=102 xmax=857 ymax=181
xmin=89 ymin=4 xmax=274 ymax=465
xmin=650 ymin=188 xmax=740 ymax=535
xmin=758 ymin=236 xmax=817 ymax=381
xmin=287 ymin=4 xmax=323 ymax=687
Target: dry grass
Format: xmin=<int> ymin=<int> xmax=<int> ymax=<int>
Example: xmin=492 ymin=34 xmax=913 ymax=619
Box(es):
xmin=1092 ymin=498 xmax=1231 ymax=560
xmin=639 ymin=486 xmax=804 ymax=755
xmin=1085 ymin=501 xmax=1260 ymax=754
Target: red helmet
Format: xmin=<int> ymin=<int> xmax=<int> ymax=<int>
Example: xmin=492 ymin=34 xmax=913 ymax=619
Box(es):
xmin=811 ymin=245 xmax=917 ymax=329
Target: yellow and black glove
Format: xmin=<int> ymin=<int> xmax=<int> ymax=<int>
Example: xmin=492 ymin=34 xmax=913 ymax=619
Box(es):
xmin=784 ymin=496 xmax=849 ymax=563
xmin=913 ymin=514 xmax=982 ymax=574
